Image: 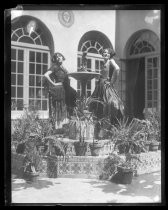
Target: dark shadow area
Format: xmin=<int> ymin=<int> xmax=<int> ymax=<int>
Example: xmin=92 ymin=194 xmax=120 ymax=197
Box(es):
xmin=82 ymin=172 xmax=161 ymax=202
xmin=12 ymin=176 xmax=60 ymax=191
xmin=133 ymin=57 xmax=145 ymax=119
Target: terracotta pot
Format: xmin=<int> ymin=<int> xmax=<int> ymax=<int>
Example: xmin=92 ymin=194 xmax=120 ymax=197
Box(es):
xmin=111 ymin=166 xmax=134 ymax=184
xmin=149 ymin=142 xmax=159 ymax=151
xmin=23 ymin=171 xmax=39 ymax=182
xmin=158 ymin=142 xmax=161 ymax=150
xmin=74 ymin=142 xmax=87 ymax=156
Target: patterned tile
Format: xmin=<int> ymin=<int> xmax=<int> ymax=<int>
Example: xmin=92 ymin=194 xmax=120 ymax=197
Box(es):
xmin=59 ymin=162 xmax=70 ymax=174
xmin=83 ymin=163 xmax=93 ymax=174
xmin=71 ymin=163 xmax=82 ymax=174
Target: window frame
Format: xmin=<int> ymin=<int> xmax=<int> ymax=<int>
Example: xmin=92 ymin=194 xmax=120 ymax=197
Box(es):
xmin=11 ymin=41 xmax=50 ymax=119
xmin=145 ymin=54 xmax=160 ymax=112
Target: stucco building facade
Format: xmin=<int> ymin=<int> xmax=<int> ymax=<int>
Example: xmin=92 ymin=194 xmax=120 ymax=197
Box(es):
xmin=11 ymin=9 xmax=161 ymax=120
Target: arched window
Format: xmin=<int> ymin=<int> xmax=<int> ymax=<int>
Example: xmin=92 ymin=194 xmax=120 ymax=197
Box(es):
xmin=130 ymin=40 xmax=155 ymax=55
xmin=127 ymin=30 xmax=159 ymax=58
xmin=11 ymin=27 xmax=43 ymax=45
xmin=125 ymin=30 xmax=160 ymax=113
xmin=11 ymin=18 xmax=52 ymax=119
xmin=80 ymin=40 xmax=104 ymax=55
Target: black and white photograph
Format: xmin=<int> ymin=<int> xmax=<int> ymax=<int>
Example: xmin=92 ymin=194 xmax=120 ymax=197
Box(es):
xmin=6 ymin=4 xmax=163 ymax=205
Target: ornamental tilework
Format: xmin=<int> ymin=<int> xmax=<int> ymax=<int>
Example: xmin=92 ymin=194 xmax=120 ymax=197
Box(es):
xmin=83 ymin=163 xmax=93 ymax=174
xmin=130 ymin=151 xmax=161 ymax=175
xmin=59 ymin=162 xmax=71 ymax=174
xmin=37 ymin=159 xmax=48 ymax=177
xmin=56 ymin=156 xmax=106 ymax=177
xmin=12 ymin=150 xmax=161 ymax=179
xmin=71 ymin=163 xmax=83 ymax=174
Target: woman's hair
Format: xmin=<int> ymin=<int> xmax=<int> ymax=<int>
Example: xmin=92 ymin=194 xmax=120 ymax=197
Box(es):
xmin=102 ymin=48 xmax=116 ymax=59
xmin=52 ymin=52 xmax=65 ymax=63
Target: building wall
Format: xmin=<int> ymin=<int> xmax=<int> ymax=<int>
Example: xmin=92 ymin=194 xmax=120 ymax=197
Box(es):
xmin=115 ymin=10 xmax=160 ymax=59
xmin=11 ymin=10 xmax=116 ymax=89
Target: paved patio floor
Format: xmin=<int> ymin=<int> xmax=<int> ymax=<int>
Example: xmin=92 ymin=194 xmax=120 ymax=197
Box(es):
xmin=12 ymin=171 xmax=161 ymax=204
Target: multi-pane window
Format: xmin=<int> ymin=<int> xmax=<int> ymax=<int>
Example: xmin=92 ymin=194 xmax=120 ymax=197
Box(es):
xmin=77 ymin=57 xmax=82 ymax=97
xmin=28 ymin=50 xmax=49 ymax=110
xmin=145 ymin=56 xmax=160 ymax=111
xmin=118 ymin=61 xmax=126 ymax=104
xmin=11 ymin=43 xmax=50 ymax=119
xmin=95 ymin=59 xmax=104 ymax=86
xmin=11 ymin=48 xmax=24 ymax=110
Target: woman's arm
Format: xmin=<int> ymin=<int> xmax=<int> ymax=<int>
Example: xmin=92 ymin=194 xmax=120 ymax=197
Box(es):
xmin=44 ymin=71 xmax=62 ymax=86
xmin=110 ymin=59 xmax=120 ymax=86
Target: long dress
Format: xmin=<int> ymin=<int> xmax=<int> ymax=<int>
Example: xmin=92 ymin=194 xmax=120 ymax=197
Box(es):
xmin=43 ymin=64 xmax=77 ymax=127
xmin=89 ymin=59 xmax=124 ymax=125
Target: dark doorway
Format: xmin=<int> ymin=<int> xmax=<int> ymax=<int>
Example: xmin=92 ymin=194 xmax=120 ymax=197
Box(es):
xmin=133 ymin=57 xmax=145 ymax=119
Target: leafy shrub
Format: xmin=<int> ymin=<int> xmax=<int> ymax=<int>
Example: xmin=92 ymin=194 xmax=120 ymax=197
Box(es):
xmin=11 ymin=106 xmax=54 ymax=143
xmin=144 ymin=109 xmax=161 ymax=142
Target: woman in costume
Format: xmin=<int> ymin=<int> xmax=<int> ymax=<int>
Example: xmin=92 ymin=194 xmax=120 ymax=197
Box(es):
xmin=43 ymin=52 xmax=77 ymax=128
xmin=89 ymin=48 xmax=124 ymax=138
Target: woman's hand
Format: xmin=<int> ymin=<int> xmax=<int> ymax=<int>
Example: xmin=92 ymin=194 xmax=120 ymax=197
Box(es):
xmin=49 ymin=82 xmax=62 ymax=90
xmin=44 ymin=71 xmax=63 ymax=87
xmin=53 ymin=82 xmax=63 ymax=86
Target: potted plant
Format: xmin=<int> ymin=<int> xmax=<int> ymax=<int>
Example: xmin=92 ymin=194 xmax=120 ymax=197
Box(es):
xmin=149 ymin=139 xmax=160 ymax=151
xmin=111 ymin=153 xmax=141 ymax=184
xmin=109 ymin=118 xmax=147 ymax=155
xmin=70 ymin=97 xmax=94 ymax=156
xmin=99 ymin=152 xmax=123 ymax=180
xmin=99 ymin=152 xmax=142 ymax=184
xmin=89 ymin=117 xmax=109 ymax=156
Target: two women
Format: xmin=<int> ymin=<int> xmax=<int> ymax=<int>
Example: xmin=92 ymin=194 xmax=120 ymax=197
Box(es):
xmin=44 ymin=48 xmax=124 ymax=134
